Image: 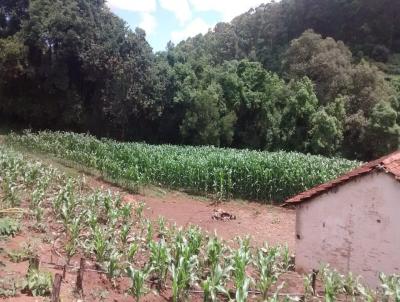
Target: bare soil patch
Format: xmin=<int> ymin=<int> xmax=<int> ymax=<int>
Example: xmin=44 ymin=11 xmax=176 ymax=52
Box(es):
xmin=125 ymin=191 xmax=295 ymax=249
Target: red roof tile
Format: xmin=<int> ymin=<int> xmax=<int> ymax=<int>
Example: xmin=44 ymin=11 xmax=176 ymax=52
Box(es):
xmin=285 ymin=150 xmax=400 ymax=205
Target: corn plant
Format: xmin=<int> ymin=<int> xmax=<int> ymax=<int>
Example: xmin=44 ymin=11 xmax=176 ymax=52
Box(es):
xmin=126 ymin=266 xmax=149 ymax=302
xmin=107 ymin=208 xmax=120 ymax=228
xmin=255 ymin=246 xmax=280 ymax=300
xmin=0 ymin=276 xmax=21 ymax=297
xmin=32 ymin=202 xmax=44 ymax=225
xmin=120 ymin=203 xmax=133 ymax=224
xmin=86 ymin=208 xmax=99 ymax=231
xmin=135 ymin=201 xmax=145 ymax=220
xmin=170 ymin=255 xmax=198 ymax=302
xmin=126 ymin=242 xmax=139 ymax=261
xmin=266 ymin=282 xmax=290 ymax=302
xmin=279 ymin=244 xmax=294 ymax=272
xmin=303 ymin=273 xmax=315 ymax=300
xmin=91 ymin=226 xmax=110 ymax=263
xmin=157 ymin=216 xmax=166 ymax=238
xmin=145 ymin=219 xmax=154 ymax=244
xmin=148 ymin=239 xmax=171 ymax=290
xmin=1 ymin=176 xmax=19 ymax=207
xmin=65 ymin=215 xmax=82 ymax=263
xmin=321 ymin=266 xmax=344 ymax=302
xmin=23 ymin=269 xmax=52 ymax=297
xmin=53 ymin=178 xmax=75 ymax=215
xmin=120 ymin=223 xmax=131 ymax=247
xmin=342 ymin=272 xmax=362 ymax=300
xmin=205 ymin=236 xmax=224 ymax=272
xmin=0 ymin=217 xmax=20 ymax=237
xmin=380 ymin=273 xmax=400 ymax=302
xmin=358 ymin=284 xmax=377 ymax=302
xmin=104 ymin=250 xmax=122 ymax=284
xmin=186 ymin=225 xmax=203 ymax=256
xmin=201 ymin=264 xmax=232 ymax=302
xmin=7 ymin=131 xmax=360 ymax=202
xmin=231 ymin=238 xmax=252 ymax=302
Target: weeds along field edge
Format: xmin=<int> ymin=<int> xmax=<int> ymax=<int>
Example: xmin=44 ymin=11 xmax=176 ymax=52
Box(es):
xmin=5 ymin=131 xmax=360 ymax=203
xmin=1 ymin=144 xmax=399 ymax=301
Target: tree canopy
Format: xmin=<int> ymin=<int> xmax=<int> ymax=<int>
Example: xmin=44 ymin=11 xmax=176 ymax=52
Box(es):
xmin=1 ymin=0 xmax=399 ymax=160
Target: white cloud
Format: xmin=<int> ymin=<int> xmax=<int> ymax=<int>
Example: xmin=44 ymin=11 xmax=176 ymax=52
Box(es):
xmin=106 ymin=0 xmax=157 ymax=13
xmin=159 ymin=0 xmax=192 ymax=24
xmin=189 ymin=0 xmax=265 ymax=22
xmin=139 ymin=13 xmax=157 ymax=35
xmin=171 ymin=18 xmax=211 ymax=42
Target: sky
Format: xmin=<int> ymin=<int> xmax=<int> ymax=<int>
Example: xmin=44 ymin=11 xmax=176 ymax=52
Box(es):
xmin=106 ymin=0 xmax=266 ymax=51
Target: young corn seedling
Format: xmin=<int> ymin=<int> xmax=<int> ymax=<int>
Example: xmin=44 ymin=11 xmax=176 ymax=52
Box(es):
xmin=255 ymin=247 xmax=280 ymax=300
xmin=157 ymin=216 xmax=166 ymax=238
xmin=101 ymin=191 xmax=113 ymax=215
xmin=0 ymin=217 xmax=20 ymax=237
xmin=279 ymin=244 xmax=294 ymax=272
xmin=32 ymin=201 xmax=45 ymax=225
xmin=205 ymin=235 xmax=224 ymax=272
xmin=265 ymin=282 xmax=290 ymax=302
xmin=120 ymin=203 xmax=133 ymax=224
xmin=53 ymin=178 xmax=75 ymax=215
xmin=148 ymin=239 xmax=171 ymax=290
xmin=23 ymin=269 xmax=52 ymax=297
xmin=321 ymin=266 xmax=344 ymax=302
xmin=86 ymin=209 xmax=99 ymax=232
xmin=231 ymin=239 xmax=252 ymax=302
xmin=1 ymin=176 xmax=20 ymax=207
xmin=342 ymin=272 xmax=362 ymax=300
xmin=201 ymin=264 xmax=232 ymax=302
xmin=107 ymin=208 xmax=120 ymax=229
xmin=135 ymin=201 xmax=145 ymax=220
xmin=59 ymin=190 xmax=77 ymax=227
xmin=126 ymin=242 xmax=139 ymax=262
xmin=31 ymin=187 xmax=46 ymax=209
xmin=170 ymin=255 xmax=199 ymax=302
xmin=120 ymin=223 xmax=131 ymax=247
xmin=145 ymin=220 xmax=154 ymax=244
xmin=104 ymin=250 xmax=122 ymax=285
xmin=126 ymin=266 xmax=150 ymax=302
xmin=186 ymin=225 xmax=203 ymax=256
xmin=303 ymin=273 xmax=315 ymax=300
xmin=91 ymin=226 xmax=110 ymax=263
xmin=65 ymin=215 xmax=82 ymax=264
xmin=23 ymin=164 xmax=40 ymax=187
xmin=358 ymin=284 xmax=377 ymax=302
xmin=380 ymin=273 xmax=400 ymax=302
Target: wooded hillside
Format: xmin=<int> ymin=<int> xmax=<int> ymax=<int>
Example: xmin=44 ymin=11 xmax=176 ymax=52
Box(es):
xmin=1 ymin=0 xmax=399 ymax=160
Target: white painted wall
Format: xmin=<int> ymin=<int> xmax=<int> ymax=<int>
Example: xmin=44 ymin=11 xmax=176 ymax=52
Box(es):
xmin=295 ymin=171 xmax=400 ymax=288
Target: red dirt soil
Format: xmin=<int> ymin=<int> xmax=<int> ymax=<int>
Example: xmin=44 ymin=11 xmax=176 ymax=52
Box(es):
xmin=126 ymin=191 xmax=295 ymax=249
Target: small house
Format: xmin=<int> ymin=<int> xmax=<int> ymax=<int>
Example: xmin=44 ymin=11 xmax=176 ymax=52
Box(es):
xmin=285 ymin=151 xmax=400 ymax=287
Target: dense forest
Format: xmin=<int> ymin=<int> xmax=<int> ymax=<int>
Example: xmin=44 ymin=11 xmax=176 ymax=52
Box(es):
xmin=1 ymin=0 xmax=400 ymax=160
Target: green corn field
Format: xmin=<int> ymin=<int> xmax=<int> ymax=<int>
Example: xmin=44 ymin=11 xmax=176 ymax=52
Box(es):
xmin=0 ymin=144 xmax=398 ymax=301
xmin=6 ymin=131 xmax=360 ymax=202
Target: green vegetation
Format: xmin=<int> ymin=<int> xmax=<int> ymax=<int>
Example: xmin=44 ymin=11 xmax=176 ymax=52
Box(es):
xmin=23 ymin=269 xmax=52 ymax=297
xmin=0 ymin=0 xmax=399 ymax=161
xmin=0 ymin=217 xmax=20 ymax=237
xmin=6 ymin=131 xmax=359 ymax=202
xmin=0 ymin=144 xmax=399 ymax=300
